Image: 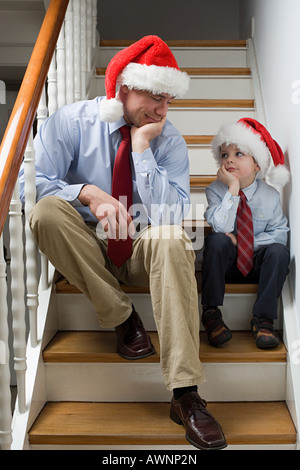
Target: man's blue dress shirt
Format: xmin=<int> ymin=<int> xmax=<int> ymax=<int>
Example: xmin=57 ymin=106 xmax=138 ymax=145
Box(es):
xmin=19 ymin=97 xmax=190 ymax=228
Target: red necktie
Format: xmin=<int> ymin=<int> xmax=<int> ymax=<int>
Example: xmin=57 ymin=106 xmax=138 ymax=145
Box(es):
xmin=236 ymin=190 xmax=254 ymax=277
xmin=107 ymin=125 xmax=133 ymax=267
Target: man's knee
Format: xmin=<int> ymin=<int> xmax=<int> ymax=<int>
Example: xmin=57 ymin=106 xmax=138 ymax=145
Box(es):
xmin=30 ymin=196 xmax=71 ymax=240
xmin=146 ymin=225 xmax=195 ymax=259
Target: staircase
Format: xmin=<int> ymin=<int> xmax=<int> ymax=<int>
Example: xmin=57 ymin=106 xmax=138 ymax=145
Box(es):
xmin=26 ymin=40 xmax=297 ymax=450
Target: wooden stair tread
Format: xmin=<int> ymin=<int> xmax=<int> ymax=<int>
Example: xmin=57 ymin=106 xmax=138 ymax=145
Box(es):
xmin=29 ymin=401 xmax=296 ymax=446
xmin=169 ymin=99 xmax=255 ymax=108
xmin=184 ymin=135 xmax=214 ymax=145
xmin=100 ymin=39 xmax=248 ymax=48
xmin=190 ymin=175 xmax=216 ymax=187
xmin=96 ymin=67 xmax=251 ymax=76
xmin=43 ymin=331 xmax=287 ymax=364
xmin=56 ymin=277 xmax=259 ymax=295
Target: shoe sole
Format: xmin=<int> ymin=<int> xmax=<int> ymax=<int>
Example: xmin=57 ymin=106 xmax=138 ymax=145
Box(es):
xmin=117 ymin=345 xmax=155 ymax=360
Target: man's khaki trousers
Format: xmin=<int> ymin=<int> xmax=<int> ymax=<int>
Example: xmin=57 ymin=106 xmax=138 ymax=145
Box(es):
xmin=30 ymin=196 xmax=205 ymax=391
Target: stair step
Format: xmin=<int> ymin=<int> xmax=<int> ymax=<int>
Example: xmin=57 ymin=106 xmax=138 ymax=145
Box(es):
xmin=96 ymin=67 xmax=251 ymax=76
xmin=184 ymin=135 xmax=214 ymax=145
xmin=43 ymin=331 xmax=287 ymax=365
xmin=170 ymin=99 xmax=255 ymax=108
xmin=92 ymin=70 xmax=253 ymax=101
xmin=28 ymin=401 xmax=296 ymax=448
xmin=55 ymin=277 xmax=258 ymax=295
xmin=99 ymin=40 xmax=248 ymax=48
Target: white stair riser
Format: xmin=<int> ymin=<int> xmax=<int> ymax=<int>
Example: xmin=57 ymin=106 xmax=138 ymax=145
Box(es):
xmin=186 ymin=76 xmax=253 ymax=99
xmin=98 ymin=48 xmax=247 ymax=68
xmin=190 ymin=190 xmax=207 ymax=220
xmin=45 ymin=362 xmax=286 ymax=403
xmin=92 ymin=76 xmax=253 ymax=100
xmin=188 ymin=147 xmax=218 ymax=175
xmin=56 ymin=292 xmax=258 ymax=332
xmin=167 ymin=108 xmax=256 ymax=135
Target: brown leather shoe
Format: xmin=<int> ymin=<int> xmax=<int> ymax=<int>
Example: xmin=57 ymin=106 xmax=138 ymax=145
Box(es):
xmin=170 ymin=392 xmax=227 ymax=450
xmin=115 ymin=308 xmax=155 ymax=360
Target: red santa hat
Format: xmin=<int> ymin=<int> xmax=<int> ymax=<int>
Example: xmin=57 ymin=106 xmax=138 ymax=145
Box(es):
xmin=99 ymin=35 xmax=190 ymax=122
xmin=212 ymin=117 xmax=290 ymax=186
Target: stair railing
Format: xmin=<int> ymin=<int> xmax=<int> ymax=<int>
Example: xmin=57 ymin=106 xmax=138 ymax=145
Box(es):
xmin=0 ymin=0 xmax=98 ymax=450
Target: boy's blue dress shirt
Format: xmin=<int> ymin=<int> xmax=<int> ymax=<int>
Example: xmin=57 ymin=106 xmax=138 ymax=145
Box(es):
xmin=205 ymin=178 xmax=289 ymax=251
xmin=19 ymin=97 xmax=190 ymax=227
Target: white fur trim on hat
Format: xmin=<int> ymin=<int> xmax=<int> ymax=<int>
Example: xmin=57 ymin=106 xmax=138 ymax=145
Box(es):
xmin=212 ymin=122 xmax=270 ymax=180
xmin=99 ymin=97 xmax=124 ymax=123
xmin=119 ymin=62 xmax=190 ymax=98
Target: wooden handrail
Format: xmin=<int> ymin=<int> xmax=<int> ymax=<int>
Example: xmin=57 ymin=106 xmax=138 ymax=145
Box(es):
xmin=0 ymin=0 xmax=69 ymax=236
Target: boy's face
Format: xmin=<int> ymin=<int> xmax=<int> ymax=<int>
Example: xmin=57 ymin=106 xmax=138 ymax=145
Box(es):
xmin=119 ymin=86 xmax=174 ymax=128
xmin=220 ymin=143 xmax=260 ymax=188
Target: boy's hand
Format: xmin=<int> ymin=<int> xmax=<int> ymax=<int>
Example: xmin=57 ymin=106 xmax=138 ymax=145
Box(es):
xmin=225 ymin=232 xmax=237 ymax=246
xmin=217 ymin=164 xmax=240 ymax=196
xmin=131 ymin=116 xmax=167 ymax=153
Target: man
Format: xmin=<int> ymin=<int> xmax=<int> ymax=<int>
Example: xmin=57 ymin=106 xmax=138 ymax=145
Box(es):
xmin=20 ymin=35 xmax=227 ymax=450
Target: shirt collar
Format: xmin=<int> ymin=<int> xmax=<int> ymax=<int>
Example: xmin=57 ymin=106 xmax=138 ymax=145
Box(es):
xmin=108 ymin=117 xmax=128 ymax=135
xmin=241 ymin=178 xmax=258 ymax=201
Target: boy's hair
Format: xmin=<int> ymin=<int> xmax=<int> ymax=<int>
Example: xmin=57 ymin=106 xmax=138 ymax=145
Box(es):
xmin=212 ymin=118 xmax=290 ymax=186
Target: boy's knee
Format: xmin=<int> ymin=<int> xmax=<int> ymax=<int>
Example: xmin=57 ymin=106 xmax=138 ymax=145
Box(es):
xmin=264 ymin=243 xmax=290 ymax=264
xmin=205 ymin=232 xmax=232 ymax=252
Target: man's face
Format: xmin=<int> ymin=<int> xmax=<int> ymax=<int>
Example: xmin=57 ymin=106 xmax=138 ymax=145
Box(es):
xmin=119 ymin=86 xmax=174 ymax=128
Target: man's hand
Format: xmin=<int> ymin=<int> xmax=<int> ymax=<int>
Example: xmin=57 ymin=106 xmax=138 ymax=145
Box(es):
xmin=131 ymin=116 xmax=167 ymax=153
xmin=217 ymin=164 xmax=240 ymax=196
xmin=78 ymin=184 xmax=135 ymax=240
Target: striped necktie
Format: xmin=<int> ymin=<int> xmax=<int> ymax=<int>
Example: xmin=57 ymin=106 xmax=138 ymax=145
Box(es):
xmin=236 ymin=190 xmax=254 ymax=277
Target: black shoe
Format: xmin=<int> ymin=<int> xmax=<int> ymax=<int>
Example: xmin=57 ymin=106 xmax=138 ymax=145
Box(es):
xmin=251 ymin=316 xmax=279 ymax=349
xmin=202 ymin=307 xmax=232 ymax=346
xmin=115 ymin=308 xmax=155 ymax=360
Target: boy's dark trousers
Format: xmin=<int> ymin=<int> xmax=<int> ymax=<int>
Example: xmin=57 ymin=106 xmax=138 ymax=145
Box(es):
xmin=201 ymin=232 xmax=290 ymax=320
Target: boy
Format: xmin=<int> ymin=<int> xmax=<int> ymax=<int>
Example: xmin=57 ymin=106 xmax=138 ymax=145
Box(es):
xmin=201 ymin=118 xmax=290 ymax=349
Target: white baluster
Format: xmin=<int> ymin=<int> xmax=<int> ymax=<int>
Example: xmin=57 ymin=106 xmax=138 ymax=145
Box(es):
xmin=80 ymin=0 xmax=87 ymax=99
xmin=24 ymin=130 xmax=39 ymax=348
xmin=65 ymin=0 xmax=74 ymax=104
xmin=48 ymin=53 xmax=58 ymax=116
xmin=73 ymin=0 xmax=81 ymax=101
xmin=36 ymin=87 xmax=48 ymax=132
xmin=9 ymin=183 xmax=27 ymax=414
xmin=0 ymin=235 xmax=12 ymax=450
xmin=57 ymin=25 xmax=66 ymax=109
xmin=86 ymin=0 xmax=93 ymax=72
xmin=92 ymin=0 xmax=98 ymax=49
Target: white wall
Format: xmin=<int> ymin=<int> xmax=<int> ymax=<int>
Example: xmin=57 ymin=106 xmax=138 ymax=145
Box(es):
xmin=240 ymin=0 xmax=300 ymax=317
xmin=97 ymin=0 xmax=240 ymax=40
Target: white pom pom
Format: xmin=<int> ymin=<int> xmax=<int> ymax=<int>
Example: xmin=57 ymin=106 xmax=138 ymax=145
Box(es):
xmin=267 ymin=164 xmax=290 ymax=186
xmin=99 ymin=98 xmax=124 ymax=122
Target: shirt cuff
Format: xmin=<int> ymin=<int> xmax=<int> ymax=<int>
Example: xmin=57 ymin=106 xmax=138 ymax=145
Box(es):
xmin=222 ymin=190 xmax=239 ymax=211
xmin=132 ymin=147 xmax=157 ymax=173
xmin=59 ymin=184 xmax=86 ymax=207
